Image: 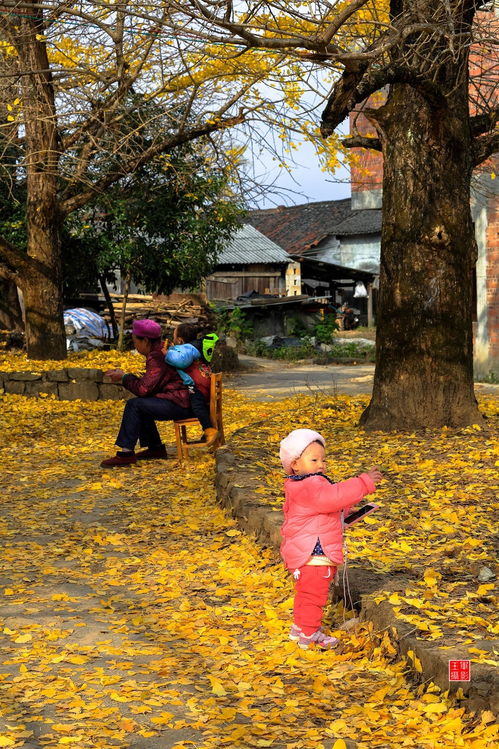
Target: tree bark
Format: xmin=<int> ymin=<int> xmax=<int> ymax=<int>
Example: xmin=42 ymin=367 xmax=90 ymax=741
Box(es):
xmin=15 ymin=3 xmax=66 ymax=360
xmin=360 ymin=79 xmax=482 ymax=430
xmin=0 ymin=279 xmax=23 ymax=330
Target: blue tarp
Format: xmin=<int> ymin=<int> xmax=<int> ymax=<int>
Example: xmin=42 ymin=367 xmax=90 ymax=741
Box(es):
xmin=63 ymin=308 xmax=111 ymax=340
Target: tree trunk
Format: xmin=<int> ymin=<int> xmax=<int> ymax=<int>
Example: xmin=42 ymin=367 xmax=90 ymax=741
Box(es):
xmin=0 ymin=279 xmax=23 ymax=330
xmin=99 ymin=274 xmax=118 ymax=339
xmin=117 ymin=273 xmax=131 ymax=351
xmin=16 ymin=2 xmax=66 ymax=360
xmin=360 ymin=80 xmax=482 ymax=430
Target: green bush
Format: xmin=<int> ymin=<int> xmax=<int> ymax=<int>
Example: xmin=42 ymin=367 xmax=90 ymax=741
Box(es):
xmin=313 ymin=314 xmax=339 ymax=343
xmin=216 ymin=307 xmax=254 ymax=343
xmin=314 ymin=342 xmax=375 ymax=363
xmin=244 ymin=336 xmax=375 ymax=362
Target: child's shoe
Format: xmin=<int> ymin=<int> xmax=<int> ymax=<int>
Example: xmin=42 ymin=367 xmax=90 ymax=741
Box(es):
xmin=298 ymin=629 xmax=338 ymax=650
xmin=289 ymin=624 xmax=303 ymax=641
xmin=203 ymin=427 xmax=219 ymax=448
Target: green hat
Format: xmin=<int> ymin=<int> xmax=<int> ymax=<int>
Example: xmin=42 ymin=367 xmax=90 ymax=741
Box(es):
xmin=202 ymin=333 xmax=219 ymax=362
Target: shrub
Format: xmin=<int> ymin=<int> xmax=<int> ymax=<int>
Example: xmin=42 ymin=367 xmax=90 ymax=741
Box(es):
xmin=313 ymin=314 xmax=339 ymax=343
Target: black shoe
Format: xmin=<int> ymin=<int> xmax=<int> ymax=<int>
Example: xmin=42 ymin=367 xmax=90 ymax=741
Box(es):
xmin=135 ymin=445 xmax=168 ymax=460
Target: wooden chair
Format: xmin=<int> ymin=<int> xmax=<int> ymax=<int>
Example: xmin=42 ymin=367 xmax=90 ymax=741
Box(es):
xmin=174 ymin=372 xmax=225 ymax=460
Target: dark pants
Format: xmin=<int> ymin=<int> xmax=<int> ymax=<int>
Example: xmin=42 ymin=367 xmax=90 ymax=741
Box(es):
xmin=189 ymin=387 xmax=212 ymax=431
xmin=116 ymin=397 xmax=194 ymax=451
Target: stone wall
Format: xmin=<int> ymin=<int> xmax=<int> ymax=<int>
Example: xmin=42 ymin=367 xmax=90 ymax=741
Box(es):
xmin=0 ymin=344 xmax=240 ymax=401
xmin=0 ymin=368 xmax=128 ymax=401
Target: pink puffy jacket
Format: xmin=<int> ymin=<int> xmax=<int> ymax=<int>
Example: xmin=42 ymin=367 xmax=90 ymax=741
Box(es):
xmin=280 ymin=473 xmax=376 ymax=571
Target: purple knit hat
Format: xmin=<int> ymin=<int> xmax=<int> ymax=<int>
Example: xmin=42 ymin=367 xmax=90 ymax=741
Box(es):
xmin=279 ymin=428 xmax=325 ymax=474
xmin=132 ymin=319 xmax=162 ymax=339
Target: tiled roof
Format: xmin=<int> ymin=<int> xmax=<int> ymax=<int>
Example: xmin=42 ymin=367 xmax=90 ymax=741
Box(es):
xmin=332 ymin=209 xmax=382 ymax=236
xmin=217 ymin=223 xmax=291 ymax=265
xmin=247 ymin=199 xmax=352 ymax=255
xmin=247 ymin=199 xmax=381 ymax=254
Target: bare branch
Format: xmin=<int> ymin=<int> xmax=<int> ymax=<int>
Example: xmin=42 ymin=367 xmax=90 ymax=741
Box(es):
xmin=342 ymin=134 xmax=382 ymax=150
xmin=320 ymin=0 xmax=371 ymax=46
xmin=472 ymin=130 xmax=499 ymax=166
xmin=0 ymin=235 xmax=32 ymax=285
xmin=470 ymin=111 xmax=498 ymax=138
xmin=59 ymin=112 xmax=245 ymax=216
xmin=0 ymin=260 xmax=18 ymax=284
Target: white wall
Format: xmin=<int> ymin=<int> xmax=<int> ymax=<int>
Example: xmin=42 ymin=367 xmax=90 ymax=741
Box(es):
xmin=338 ymin=235 xmax=380 ymax=274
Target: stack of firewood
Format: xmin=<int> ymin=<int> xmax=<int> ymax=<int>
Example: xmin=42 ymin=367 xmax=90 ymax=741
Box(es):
xmin=102 ymin=293 xmax=216 ymax=334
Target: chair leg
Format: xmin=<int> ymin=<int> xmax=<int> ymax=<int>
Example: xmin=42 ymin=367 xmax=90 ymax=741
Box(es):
xmin=181 ymin=425 xmax=189 ymax=460
xmin=174 ymin=424 xmax=183 ymax=461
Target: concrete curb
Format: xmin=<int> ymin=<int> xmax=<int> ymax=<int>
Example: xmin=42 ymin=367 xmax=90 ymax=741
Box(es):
xmin=215 ymin=444 xmax=498 ymax=716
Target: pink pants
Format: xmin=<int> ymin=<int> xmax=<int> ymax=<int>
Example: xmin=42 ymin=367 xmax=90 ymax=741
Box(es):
xmin=293 ymin=565 xmax=336 ymax=636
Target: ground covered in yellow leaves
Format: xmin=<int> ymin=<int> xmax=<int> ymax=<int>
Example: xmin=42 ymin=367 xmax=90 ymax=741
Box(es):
xmin=229 ymin=392 xmax=499 ymax=658
xmin=0 ymin=379 xmax=497 ymax=748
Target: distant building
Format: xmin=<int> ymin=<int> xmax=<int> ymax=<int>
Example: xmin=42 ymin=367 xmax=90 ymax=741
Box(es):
xmin=247 ymin=201 xmax=379 ymax=324
xmin=205 ymin=224 xmax=297 ymax=300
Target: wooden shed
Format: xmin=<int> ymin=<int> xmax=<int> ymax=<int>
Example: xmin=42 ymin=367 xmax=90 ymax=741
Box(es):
xmin=205 ymin=224 xmax=297 ymax=301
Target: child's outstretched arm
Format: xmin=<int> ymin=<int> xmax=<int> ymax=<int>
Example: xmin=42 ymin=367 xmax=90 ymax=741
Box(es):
xmin=312 ymin=469 xmax=383 ymax=513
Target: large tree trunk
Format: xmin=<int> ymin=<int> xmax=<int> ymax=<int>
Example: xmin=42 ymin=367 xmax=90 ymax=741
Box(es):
xmin=360 ymin=78 xmax=482 ymax=430
xmin=16 ymin=2 xmax=66 ymax=360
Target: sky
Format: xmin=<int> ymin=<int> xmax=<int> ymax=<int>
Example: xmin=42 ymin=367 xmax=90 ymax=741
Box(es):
xmin=248 ymin=127 xmax=351 ymax=209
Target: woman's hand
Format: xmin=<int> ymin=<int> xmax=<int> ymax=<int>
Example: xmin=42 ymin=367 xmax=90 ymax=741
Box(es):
xmin=367 ymin=466 xmax=383 ymax=484
xmin=105 ymin=368 xmax=125 ymax=383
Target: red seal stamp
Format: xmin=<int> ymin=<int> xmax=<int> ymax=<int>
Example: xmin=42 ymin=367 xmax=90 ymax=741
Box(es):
xmin=449 ymin=660 xmax=470 ymax=681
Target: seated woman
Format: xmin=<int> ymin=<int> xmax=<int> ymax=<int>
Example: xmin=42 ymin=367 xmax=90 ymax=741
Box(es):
xmin=101 ymin=319 xmax=210 ymax=467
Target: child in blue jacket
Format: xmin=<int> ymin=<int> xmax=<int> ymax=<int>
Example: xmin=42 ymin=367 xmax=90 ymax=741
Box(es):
xmin=165 ymin=323 xmax=219 ymax=447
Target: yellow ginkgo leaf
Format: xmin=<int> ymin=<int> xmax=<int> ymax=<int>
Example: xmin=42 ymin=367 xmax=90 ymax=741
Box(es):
xmin=109 ymin=691 xmax=129 ymax=702
xmin=422 ymin=702 xmax=447 ymax=713
xmin=207 ymin=675 xmax=227 ymax=696
xmin=332 ymin=741 xmax=348 ymax=749
xmin=14 ymin=634 xmax=32 ymax=643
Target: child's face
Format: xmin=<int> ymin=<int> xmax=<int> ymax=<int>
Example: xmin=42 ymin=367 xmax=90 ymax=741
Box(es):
xmin=291 ymin=441 xmax=326 ymax=475
xmin=173 ymin=327 xmax=183 ymax=345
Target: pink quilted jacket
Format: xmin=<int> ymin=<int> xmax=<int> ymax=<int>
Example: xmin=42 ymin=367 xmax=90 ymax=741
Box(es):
xmin=280 ymin=473 xmax=376 ymax=571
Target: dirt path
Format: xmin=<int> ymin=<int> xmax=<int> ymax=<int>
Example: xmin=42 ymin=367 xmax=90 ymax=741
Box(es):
xmin=228 ymin=355 xmax=499 ymax=401
xmin=0 ymin=397 xmax=496 ymax=748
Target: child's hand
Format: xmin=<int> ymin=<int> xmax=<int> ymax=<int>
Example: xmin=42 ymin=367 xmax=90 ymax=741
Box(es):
xmin=367 ymin=466 xmax=383 ymax=484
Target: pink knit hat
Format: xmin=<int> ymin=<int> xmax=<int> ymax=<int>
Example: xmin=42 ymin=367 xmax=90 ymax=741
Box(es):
xmin=279 ymin=428 xmax=325 ymax=474
xmin=132 ymin=319 xmax=162 ymax=339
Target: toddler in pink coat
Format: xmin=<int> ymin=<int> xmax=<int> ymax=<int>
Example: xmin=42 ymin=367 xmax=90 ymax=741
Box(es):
xmin=280 ymin=428 xmax=382 ymax=650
